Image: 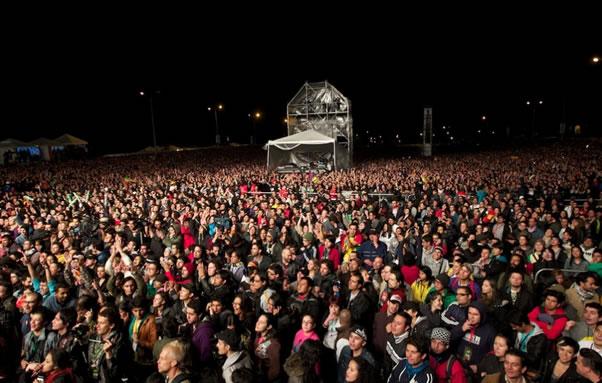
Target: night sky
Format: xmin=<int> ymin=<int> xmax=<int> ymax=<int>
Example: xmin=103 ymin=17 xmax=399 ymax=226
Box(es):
xmin=4 ymin=14 xmax=601 ymax=155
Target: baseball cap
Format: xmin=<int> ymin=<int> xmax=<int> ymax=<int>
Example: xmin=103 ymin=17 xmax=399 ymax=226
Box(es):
xmin=389 ymin=294 xmax=403 ymax=304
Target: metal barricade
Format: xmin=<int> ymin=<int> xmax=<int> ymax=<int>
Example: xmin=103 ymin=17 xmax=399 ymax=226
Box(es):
xmin=534 ymin=267 xmax=584 ymax=285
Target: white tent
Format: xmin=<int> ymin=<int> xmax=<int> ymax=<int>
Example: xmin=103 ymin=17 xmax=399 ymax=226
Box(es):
xmin=264 ymin=130 xmax=337 ymax=171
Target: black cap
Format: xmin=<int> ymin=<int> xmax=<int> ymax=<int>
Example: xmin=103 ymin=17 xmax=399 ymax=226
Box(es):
xmin=216 ymin=330 xmax=240 ymax=350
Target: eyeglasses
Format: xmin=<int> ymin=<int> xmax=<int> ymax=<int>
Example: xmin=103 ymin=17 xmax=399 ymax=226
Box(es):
xmin=456 ymin=293 xmax=469 ymax=296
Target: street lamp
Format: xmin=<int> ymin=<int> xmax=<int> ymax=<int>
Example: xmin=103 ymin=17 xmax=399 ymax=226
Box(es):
xmin=139 ymin=90 xmax=160 ymax=147
xmin=208 ymin=104 xmax=223 ymax=145
xmin=249 ymin=111 xmax=261 ymax=144
xmin=526 ymin=100 xmax=543 ymax=138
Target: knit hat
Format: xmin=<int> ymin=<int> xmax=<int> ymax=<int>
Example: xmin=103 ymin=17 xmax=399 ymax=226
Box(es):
xmin=303 ymin=232 xmax=314 ymax=242
xmin=431 ymin=327 xmax=451 ymax=345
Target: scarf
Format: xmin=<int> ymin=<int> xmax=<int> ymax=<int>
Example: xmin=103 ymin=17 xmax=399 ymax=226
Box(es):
xmin=402 ymin=359 xmax=430 ymax=377
xmin=576 ymin=284 xmax=595 ymax=301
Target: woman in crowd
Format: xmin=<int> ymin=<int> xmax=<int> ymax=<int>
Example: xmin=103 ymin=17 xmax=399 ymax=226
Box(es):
xmin=478 ymin=334 xmax=510 ymax=379
xmin=540 ymin=337 xmax=582 ymax=383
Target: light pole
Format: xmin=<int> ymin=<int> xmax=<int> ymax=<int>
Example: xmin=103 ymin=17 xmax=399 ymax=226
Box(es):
xmin=526 ymin=100 xmax=543 ymax=139
xmin=208 ymin=104 xmax=223 ymax=145
xmin=139 ymin=90 xmax=160 ymax=147
xmin=249 ymin=111 xmax=261 ymax=144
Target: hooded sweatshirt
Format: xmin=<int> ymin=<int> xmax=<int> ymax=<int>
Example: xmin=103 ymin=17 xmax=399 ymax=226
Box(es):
xmin=450 ymin=301 xmax=496 ymax=366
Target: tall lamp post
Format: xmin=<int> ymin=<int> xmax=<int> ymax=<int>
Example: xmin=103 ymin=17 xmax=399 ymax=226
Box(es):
xmin=208 ymin=104 xmax=223 ymax=145
xmin=526 ymin=100 xmax=543 ymax=139
xmin=139 ymin=90 xmax=160 ymax=147
xmin=249 ymin=111 xmax=261 ymax=144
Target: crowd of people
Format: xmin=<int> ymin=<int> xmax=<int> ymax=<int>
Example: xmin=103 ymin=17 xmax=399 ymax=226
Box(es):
xmin=0 ymin=141 xmax=601 ymax=383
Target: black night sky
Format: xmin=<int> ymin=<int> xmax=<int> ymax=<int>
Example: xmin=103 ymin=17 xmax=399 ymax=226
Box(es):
xmin=3 ymin=12 xmax=601 ymax=155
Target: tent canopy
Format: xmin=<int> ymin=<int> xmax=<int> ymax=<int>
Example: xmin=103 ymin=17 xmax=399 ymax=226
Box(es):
xmin=264 ymin=130 xmax=337 ymax=171
xmin=53 ymin=134 xmax=88 ymax=146
xmin=0 ymin=138 xmax=28 ymax=148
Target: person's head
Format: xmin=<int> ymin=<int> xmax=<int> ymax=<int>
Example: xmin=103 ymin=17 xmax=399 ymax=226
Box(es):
xmin=430 ymin=327 xmax=451 ymax=355
xmin=426 ymin=292 xmax=444 ymax=311
xmin=348 ymin=325 xmax=368 ymax=352
xmin=543 ymin=289 xmax=565 ymax=312
xmin=390 ymin=311 xmax=411 ymax=337
xmin=584 ymin=303 xmax=602 ymax=326
xmin=576 ymin=348 xmax=602 ymax=380
xmin=577 ymin=272 xmax=598 ymax=293
xmin=348 ymin=272 xmax=362 ymax=292
xmin=402 ymin=301 xmax=420 ymax=318
xmin=387 ymin=294 xmax=402 ymax=315
xmin=41 ymin=348 xmax=71 ymax=374
xmin=556 ymin=337 xmax=580 ymax=364
xmin=297 ymin=276 xmax=312 ymax=295
xmin=466 ymin=304 xmax=482 ymax=327
xmin=179 ymin=283 xmax=195 ymax=302
xmin=54 ymin=282 xmax=71 ymax=304
xmin=96 ymin=307 xmax=119 ymax=337
xmin=509 ymin=311 xmax=531 ymax=333
xmin=121 ymin=276 xmax=137 ymax=296
xmin=131 ymin=296 xmax=150 ymax=319
xmin=157 ymin=340 xmax=187 ymax=376
xmin=503 ymin=350 xmax=527 ymax=380
xmin=185 ymin=299 xmax=203 ymax=325
xmin=508 ymin=271 xmax=524 ymax=289
xmin=434 ymin=273 xmax=450 ymax=292
xmin=52 ymin=307 xmax=76 ymax=332
xmin=455 ymin=286 xmax=472 ymax=305
xmin=418 ymin=266 xmax=432 ymax=282
xmin=345 ymin=357 xmax=372 ymax=383
xmin=458 ymin=263 xmax=473 ymax=281
xmin=481 ymin=278 xmax=496 ymax=296
xmin=21 ymin=290 xmax=39 ymax=314
xmin=29 ymin=309 xmax=45 ymax=332
xmin=387 ymin=269 xmax=403 ymax=290
xmin=301 ymin=314 xmax=315 ymax=334
xmin=493 ymin=334 xmax=510 ymax=358
xmin=250 ymin=273 xmax=266 ymax=293
xmin=255 ymin=313 xmax=275 ymax=336
xmin=216 ymin=329 xmax=240 ymax=356
xmin=405 ymin=338 xmax=429 ymax=367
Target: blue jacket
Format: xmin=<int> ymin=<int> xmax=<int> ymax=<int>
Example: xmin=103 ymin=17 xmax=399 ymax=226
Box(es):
xmin=388 ymin=358 xmax=435 ymax=383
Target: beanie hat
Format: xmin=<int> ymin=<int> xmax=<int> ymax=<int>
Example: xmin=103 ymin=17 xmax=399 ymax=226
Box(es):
xmin=430 ymin=327 xmax=451 ymax=345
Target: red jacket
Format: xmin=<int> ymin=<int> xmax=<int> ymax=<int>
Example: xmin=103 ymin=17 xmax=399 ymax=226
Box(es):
xmin=318 ymin=245 xmax=341 ymax=270
xmin=429 ymin=355 xmax=467 ymax=383
xmin=528 ymin=305 xmax=568 ymax=340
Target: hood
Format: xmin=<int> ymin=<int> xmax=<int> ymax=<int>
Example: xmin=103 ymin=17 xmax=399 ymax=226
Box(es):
xmin=469 ymin=300 xmax=488 ymax=324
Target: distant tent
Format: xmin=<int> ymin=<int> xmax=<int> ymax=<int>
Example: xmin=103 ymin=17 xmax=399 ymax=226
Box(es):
xmin=0 ymin=138 xmax=29 ymax=164
xmin=29 ymin=137 xmax=60 ymax=146
xmin=0 ymin=138 xmax=28 ymax=148
xmin=28 ymin=137 xmax=60 ymax=161
xmin=53 ymin=134 xmax=88 ymax=146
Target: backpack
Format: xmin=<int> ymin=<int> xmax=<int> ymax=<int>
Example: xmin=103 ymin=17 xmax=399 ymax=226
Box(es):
xmin=446 ymin=354 xmax=473 ymax=383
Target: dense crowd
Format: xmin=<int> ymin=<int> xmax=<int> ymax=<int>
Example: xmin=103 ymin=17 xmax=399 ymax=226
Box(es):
xmin=0 ymin=142 xmax=602 ymax=383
